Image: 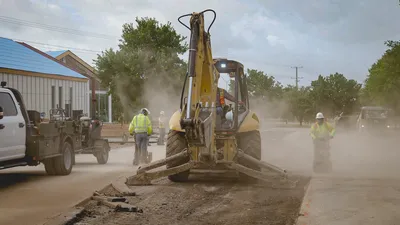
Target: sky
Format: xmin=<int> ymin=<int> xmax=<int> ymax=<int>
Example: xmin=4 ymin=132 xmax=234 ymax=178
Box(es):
xmin=0 ymin=0 xmax=399 ymax=87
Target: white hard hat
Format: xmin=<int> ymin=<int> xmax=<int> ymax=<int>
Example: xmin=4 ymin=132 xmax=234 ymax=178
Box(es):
xmin=141 ymin=108 xmax=150 ymax=115
xmin=226 ymin=111 xmax=233 ymax=121
xmin=316 ymin=112 xmax=324 ymax=119
xmin=160 ymin=111 xmax=164 ymax=115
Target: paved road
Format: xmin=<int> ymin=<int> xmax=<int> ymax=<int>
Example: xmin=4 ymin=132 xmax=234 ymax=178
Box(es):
xmin=296 ymin=130 xmax=400 ymax=225
xmin=0 ymin=144 xmax=166 ymax=225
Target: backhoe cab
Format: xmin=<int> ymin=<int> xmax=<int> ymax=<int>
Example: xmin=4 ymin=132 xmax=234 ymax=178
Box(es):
xmin=212 ymin=58 xmax=249 ymax=131
xmin=126 ymin=9 xmax=296 ymax=187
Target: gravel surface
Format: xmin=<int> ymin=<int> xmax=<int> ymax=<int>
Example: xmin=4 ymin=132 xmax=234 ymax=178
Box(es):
xmin=75 ymin=176 xmax=309 ymax=225
xmin=68 ymin=128 xmax=311 ymax=225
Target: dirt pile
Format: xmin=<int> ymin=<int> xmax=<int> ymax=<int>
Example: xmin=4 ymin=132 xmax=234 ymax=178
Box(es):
xmin=71 ymin=175 xmax=309 ymax=225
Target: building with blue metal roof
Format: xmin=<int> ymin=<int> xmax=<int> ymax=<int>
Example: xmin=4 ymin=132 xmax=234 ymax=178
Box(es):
xmin=0 ymin=37 xmax=89 ymax=117
xmin=45 ymin=50 xmax=67 ymax=58
xmin=45 ymin=49 xmax=113 ymax=123
xmin=0 ymin=37 xmax=85 ymax=79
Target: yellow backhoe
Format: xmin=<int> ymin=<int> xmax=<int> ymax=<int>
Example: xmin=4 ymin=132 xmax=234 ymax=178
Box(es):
xmin=126 ymin=9 xmax=296 ymax=187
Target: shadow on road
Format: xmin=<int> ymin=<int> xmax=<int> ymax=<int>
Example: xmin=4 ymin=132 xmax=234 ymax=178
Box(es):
xmin=0 ymin=172 xmax=46 ymax=189
xmin=75 ymin=162 xmax=122 ymax=167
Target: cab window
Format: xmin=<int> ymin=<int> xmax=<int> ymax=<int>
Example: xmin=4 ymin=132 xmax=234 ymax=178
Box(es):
xmin=0 ymin=92 xmax=17 ymax=116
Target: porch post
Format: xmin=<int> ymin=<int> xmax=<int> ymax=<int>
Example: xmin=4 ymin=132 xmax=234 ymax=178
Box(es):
xmin=86 ymin=80 xmax=90 ymax=116
xmin=108 ymin=92 xmax=112 ymax=123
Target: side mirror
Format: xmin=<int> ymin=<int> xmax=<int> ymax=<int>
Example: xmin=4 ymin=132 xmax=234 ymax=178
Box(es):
xmin=0 ymin=106 xmax=3 ymax=120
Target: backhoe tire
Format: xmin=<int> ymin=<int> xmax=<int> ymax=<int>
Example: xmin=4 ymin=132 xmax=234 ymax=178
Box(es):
xmin=166 ymin=130 xmax=190 ymax=182
xmin=53 ymin=142 xmax=74 ymax=176
xmin=237 ymin=130 xmax=262 ymax=182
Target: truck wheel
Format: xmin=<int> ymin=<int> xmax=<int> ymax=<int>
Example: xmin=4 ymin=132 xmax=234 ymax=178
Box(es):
xmin=237 ymin=130 xmax=262 ymax=182
xmin=96 ymin=141 xmax=109 ymax=164
xmin=44 ymin=158 xmax=56 ymax=175
xmin=166 ymin=131 xmax=190 ymax=182
xmin=54 ymin=142 xmax=74 ymax=176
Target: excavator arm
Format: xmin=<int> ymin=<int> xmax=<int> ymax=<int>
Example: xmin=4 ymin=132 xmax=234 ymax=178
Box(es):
xmin=179 ymin=9 xmax=218 ymax=160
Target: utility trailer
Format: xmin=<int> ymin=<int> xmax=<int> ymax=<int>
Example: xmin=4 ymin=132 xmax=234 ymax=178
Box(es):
xmin=0 ymin=81 xmax=110 ymax=175
xmin=50 ymin=108 xmax=111 ymax=165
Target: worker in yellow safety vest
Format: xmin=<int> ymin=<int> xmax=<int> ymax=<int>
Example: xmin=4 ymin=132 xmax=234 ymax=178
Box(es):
xmin=129 ymin=108 xmax=152 ymax=165
xmin=310 ymin=112 xmax=335 ymax=172
xmin=310 ymin=112 xmax=336 ymax=141
xmin=157 ymin=111 xmax=166 ymax=145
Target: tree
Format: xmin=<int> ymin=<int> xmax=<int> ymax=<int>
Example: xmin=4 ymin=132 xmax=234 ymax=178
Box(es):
xmin=246 ymin=69 xmax=283 ymax=99
xmin=94 ymin=17 xmax=188 ymax=120
xmin=284 ymin=85 xmax=314 ymax=125
xmin=243 ymin=69 xmax=285 ymax=118
xmin=364 ymin=40 xmax=400 ymax=112
xmin=310 ymin=73 xmax=361 ymax=117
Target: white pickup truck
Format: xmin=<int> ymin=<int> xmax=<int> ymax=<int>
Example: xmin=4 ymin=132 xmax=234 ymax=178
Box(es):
xmin=0 ymin=81 xmax=77 ymax=175
xmin=0 ymin=86 xmax=26 ymax=163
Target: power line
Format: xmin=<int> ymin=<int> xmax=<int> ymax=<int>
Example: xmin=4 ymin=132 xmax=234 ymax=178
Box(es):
xmin=291 ymin=66 xmax=303 ymax=89
xmin=12 ymin=38 xmax=102 ymax=54
xmin=0 ymin=16 xmax=118 ymax=40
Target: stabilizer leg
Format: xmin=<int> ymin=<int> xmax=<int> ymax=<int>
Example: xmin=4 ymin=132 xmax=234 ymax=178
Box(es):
xmin=228 ymin=163 xmax=297 ymax=189
xmin=125 ymin=149 xmax=193 ymax=186
xmin=136 ymin=149 xmax=189 ymax=174
xmin=126 ymin=162 xmax=194 ymax=186
xmin=235 ymin=150 xmax=298 ymax=188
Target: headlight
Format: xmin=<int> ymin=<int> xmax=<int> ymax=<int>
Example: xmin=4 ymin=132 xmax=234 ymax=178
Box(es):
xmin=361 ymin=125 xmax=365 ymax=128
xmin=220 ymin=63 xmax=226 ymax=68
xmin=387 ymin=125 xmax=390 ymax=128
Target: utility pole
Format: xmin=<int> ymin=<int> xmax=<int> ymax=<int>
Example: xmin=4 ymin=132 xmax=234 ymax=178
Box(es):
xmin=291 ymin=66 xmax=303 ymax=89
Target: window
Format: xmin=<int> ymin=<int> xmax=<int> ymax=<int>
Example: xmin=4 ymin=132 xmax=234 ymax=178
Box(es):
xmin=58 ymin=86 xmax=63 ymax=108
xmin=51 ymin=86 xmax=55 ymax=109
xmin=0 ymin=92 xmax=17 ymax=116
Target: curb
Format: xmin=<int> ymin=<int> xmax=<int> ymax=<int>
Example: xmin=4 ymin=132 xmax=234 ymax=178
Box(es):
xmin=295 ymin=178 xmax=314 ymax=225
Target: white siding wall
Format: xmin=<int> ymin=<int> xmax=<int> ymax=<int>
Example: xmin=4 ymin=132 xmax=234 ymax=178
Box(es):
xmin=0 ymin=72 xmax=89 ymax=118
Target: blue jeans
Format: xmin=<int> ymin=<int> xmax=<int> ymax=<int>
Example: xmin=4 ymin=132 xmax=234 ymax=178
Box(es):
xmin=134 ymin=133 xmax=148 ymax=163
xmin=216 ymin=106 xmax=223 ymax=115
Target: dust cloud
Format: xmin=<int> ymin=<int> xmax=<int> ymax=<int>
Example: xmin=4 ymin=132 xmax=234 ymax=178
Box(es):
xmin=112 ymin=73 xmax=182 ymax=125
xmin=265 ymin=118 xmax=400 ymax=180
xmin=142 ymin=77 xmax=182 ymax=121
xmin=248 ymin=97 xmax=290 ymax=127
xmin=106 ymin=48 xmax=185 ymax=123
xmin=114 ymin=76 xmax=137 ymax=117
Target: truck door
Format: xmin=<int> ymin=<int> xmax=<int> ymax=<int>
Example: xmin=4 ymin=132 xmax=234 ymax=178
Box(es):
xmin=0 ymin=90 xmax=26 ymax=161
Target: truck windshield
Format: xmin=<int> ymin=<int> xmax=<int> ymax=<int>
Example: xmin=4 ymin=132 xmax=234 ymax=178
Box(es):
xmin=365 ymin=110 xmax=388 ymax=118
